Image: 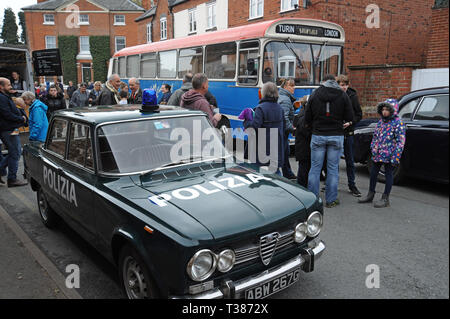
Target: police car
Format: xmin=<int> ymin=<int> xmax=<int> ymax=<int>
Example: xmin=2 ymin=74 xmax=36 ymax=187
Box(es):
xmin=23 ymin=94 xmax=325 ymax=299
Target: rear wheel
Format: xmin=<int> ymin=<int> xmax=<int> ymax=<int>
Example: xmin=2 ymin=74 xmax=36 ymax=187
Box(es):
xmin=37 ymin=188 xmax=59 ymax=229
xmin=118 ymin=244 xmax=158 ymax=299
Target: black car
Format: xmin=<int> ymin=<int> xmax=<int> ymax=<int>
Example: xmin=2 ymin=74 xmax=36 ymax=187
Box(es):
xmin=353 ymin=86 xmax=449 ymax=184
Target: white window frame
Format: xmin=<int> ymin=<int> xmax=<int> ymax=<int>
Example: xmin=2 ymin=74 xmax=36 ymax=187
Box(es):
xmin=115 ymin=36 xmax=126 ymax=52
xmin=249 ymin=0 xmax=264 ymax=19
xmin=79 ymin=36 xmax=90 ymax=54
xmin=114 ymin=15 xmax=126 ymax=25
xmin=281 ymin=0 xmax=299 ymax=12
xmin=206 ymin=2 xmax=216 ymax=29
xmin=146 ymin=23 xmax=152 ymax=43
xmin=43 ymin=14 xmax=55 ymax=25
xmin=160 ymin=17 xmax=167 ymax=40
xmin=78 ymin=14 xmax=89 ymax=25
xmin=45 ymin=36 xmax=57 ymax=49
xmin=188 ymin=8 xmax=197 ymax=34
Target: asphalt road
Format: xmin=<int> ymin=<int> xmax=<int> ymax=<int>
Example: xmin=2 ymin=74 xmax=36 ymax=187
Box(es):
xmin=0 ymin=157 xmax=448 ymax=299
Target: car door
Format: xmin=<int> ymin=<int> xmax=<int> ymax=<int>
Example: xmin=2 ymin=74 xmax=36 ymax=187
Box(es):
xmin=405 ymin=94 xmax=449 ymax=181
xmin=58 ymin=121 xmax=96 ymax=244
xmin=42 ymin=117 xmax=70 ymax=217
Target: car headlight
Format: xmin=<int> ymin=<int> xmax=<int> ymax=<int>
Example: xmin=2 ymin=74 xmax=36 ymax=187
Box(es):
xmin=294 ymin=222 xmax=308 ymax=243
xmin=306 ymin=211 xmax=323 ymax=237
xmin=217 ymin=249 xmax=235 ymax=273
xmin=187 ymin=249 xmax=217 ymax=282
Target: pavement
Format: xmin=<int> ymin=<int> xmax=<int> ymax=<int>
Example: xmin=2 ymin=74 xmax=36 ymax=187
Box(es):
xmin=0 ymin=203 xmax=64 ymax=299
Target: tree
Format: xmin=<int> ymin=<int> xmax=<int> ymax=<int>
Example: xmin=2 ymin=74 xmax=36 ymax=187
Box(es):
xmin=1 ymin=8 xmax=19 ymax=44
xmin=131 ymin=0 xmax=143 ymax=6
xmin=18 ymin=11 xmax=26 ymax=44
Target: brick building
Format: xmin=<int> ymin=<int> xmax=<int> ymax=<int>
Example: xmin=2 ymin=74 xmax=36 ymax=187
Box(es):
xmin=22 ymin=0 xmax=145 ymax=83
xmin=136 ymin=0 xmax=446 ymax=113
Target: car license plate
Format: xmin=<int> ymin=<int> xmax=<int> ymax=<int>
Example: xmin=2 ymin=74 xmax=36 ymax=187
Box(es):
xmin=245 ymin=268 xmax=301 ymax=299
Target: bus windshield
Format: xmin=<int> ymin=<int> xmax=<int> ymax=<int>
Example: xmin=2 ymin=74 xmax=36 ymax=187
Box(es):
xmin=262 ymin=41 xmax=342 ymax=86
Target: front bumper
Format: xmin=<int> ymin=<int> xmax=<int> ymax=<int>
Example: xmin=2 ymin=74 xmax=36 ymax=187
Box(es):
xmin=171 ymin=239 xmax=325 ymax=299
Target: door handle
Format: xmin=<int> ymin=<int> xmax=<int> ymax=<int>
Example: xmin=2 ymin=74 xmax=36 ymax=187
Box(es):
xmin=406 ymin=124 xmax=420 ymax=128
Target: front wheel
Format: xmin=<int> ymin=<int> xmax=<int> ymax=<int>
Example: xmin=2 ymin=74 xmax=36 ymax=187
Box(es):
xmin=367 ymin=156 xmax=404 ymax=185
xmin=118 ymin=245 xmax=158 ymax=299
xmin=37 ymin=188 xmax=59 ymax=229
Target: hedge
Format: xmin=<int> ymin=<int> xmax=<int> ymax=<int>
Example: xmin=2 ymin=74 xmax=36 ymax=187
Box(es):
xmin=58 ymin=35 xmax=78 ymax=84
xmin=90 ymin=36 xmax=111 ymax=82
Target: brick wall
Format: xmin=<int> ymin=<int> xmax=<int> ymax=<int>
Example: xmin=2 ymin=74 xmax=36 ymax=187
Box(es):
xmin=425 ymin=6 xmax=449 ymax=68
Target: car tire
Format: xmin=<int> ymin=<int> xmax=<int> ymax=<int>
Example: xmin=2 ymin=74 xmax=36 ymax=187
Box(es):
xmin=367 ymin=156 xmax=404 ymax=185
xmin=118 ymin=244 xmax=159 ymax=299
xmin=37 ymin=188 xmax=59 ymax=229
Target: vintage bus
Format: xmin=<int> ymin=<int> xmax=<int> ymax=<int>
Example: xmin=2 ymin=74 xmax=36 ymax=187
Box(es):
xmin=109 ymin=18 xmax=345 ymax=141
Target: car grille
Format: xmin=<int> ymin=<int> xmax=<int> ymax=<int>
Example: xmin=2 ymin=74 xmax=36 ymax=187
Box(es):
xmin=234 ymin=229 xmax=296 ymax=266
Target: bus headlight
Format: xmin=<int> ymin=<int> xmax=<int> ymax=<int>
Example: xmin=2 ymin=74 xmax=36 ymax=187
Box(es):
xmin=306 ymin=211 xmax=323 ymax=237
xmin=187 ymin=249 xmax=217 ymax=282
xmin=294 ymin=223 xmax=308 ymax=243
xmin=217 ymin=249 xmax=235 ymax=273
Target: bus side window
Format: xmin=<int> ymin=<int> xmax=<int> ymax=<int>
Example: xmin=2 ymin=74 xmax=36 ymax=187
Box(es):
xmin=238 ymin=41 xmax=259 ymax=86
xmin=205 ymin=42 xmax=236 ymax=80
xmin=118 ymin=57 xmax=126 ymax=78
xmin=140 ymin=53 xmax=157 ymax=78
xmin=179 ymin=47 xmax=203 ymax=78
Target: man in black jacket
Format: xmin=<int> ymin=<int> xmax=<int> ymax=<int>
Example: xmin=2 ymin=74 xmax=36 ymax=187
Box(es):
xmin=305 ymin=74 xmax=354 ymax=207
xmin=96 ymin=74 xmax=121 ymax=106
xmin=41 ymin=85 xmax=66 ymax=120
xmin=0 ymin=77 xmax=28 ymax=187
xmin=336 ymin=74 xmax=363 ymax=197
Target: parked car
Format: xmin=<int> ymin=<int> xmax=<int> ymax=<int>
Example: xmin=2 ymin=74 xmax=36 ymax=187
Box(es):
xmin=23 ymin=104 xmax=325 ymax=299
xmin=353 ymin=86 xmax=449 ymax=184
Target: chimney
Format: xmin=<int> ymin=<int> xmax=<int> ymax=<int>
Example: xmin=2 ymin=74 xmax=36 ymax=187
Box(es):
xmin=37 ymin=0 xmax=48 ymax=3
xmin=142 ymin=0 xmax=157 ymax=10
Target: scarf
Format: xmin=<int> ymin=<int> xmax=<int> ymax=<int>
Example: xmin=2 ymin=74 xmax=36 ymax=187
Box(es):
xmin=105 ymin=81 xmax=120 ymax=104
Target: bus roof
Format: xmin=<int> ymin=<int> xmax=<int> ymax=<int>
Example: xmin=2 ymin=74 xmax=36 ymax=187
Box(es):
xmin=114 ymin=18 xmax=345 ymax=57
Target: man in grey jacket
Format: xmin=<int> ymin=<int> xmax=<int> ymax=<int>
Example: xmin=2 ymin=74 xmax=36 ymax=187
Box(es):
xmin=69 ymin=83 xmax=89 ymax=108
xmin=168 ymin=73 xmax=194 ymax=106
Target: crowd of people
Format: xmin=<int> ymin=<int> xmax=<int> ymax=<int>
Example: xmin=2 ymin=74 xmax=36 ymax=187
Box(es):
xmin=240 ymin=74 xmax=406 ymax=209
xmin=1 ymin=70 xmax=406 ymax=210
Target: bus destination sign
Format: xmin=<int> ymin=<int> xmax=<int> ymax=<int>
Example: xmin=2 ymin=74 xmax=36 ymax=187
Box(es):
xmin=276 ymin=24 xmax=341 ymax=39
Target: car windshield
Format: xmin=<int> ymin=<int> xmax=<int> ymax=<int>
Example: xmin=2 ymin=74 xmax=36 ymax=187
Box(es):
xmin=97 ymin=116 xmax=231 ymax=174
xmin=262 ymin=41 xmax=342 ymax=85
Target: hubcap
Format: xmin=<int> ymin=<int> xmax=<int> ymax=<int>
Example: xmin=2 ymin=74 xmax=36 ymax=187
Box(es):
xmin=38 ymin=191 xmax=48 ymax=221
xmin=123 ymin=256 xmax=148 ymax=299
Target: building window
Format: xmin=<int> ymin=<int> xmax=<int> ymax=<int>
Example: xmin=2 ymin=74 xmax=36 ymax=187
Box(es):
xmin=146 ymin=23 xmax=152 ymax=43
xmin=160 ymin=17 xmax=167 ymax=40
xmin=79 ymin=14 xmax=89 ymax=25
xmin=45 ymin=36 xmax=57 ymax=49
xmin=250 ymin=0 xmax=264 ymax=19
xmin=79 ymin=36 xmax=90 ymax=53
xmin=207 ymin=2 xmax=216 ymax=29
xmin=43 ymin=14 xmax=55 ymax=25
xmin=281 ymin=0 xmax=299 ymax=12
xmin=115 ymin=36 xmax=126 ymax=52
xmin=189 ymin=9 xmax=197 ymax=33
xmin=114 ymin=15 xmax=126 ymax=25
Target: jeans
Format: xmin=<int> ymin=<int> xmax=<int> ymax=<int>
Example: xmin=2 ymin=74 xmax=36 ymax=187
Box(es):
xmin=344 ymin=135 xmax=356 ymax=188
xmin=0 ymin=132 xmax=22 ymax=181
xmin=370 ymin=162 xmax=393 ymax=195
xmin=308 ymin=135 xmax=344 ymax=203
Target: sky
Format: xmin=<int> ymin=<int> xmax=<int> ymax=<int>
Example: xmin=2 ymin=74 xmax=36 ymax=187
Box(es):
xmin=0 ymin=0 xmax=37 ymax=36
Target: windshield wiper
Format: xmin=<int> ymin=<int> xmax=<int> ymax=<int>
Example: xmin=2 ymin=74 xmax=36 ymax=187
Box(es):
xmin=314 ymin=41 xmax=328 ymax=67
xmin=283 ymin=38 xmax=311 ymax=80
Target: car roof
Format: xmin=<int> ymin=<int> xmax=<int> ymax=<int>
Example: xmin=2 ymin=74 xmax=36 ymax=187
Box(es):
xmin=399 ymin=86 xmax=449 ymax=102
xmin=53 ymin=105 xmax=207 ymax=125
